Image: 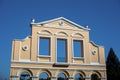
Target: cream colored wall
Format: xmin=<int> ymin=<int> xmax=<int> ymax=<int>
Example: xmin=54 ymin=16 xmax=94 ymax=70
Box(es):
xmin=10 ymin=19 xmax=106 ymax=79
xmin=11 ymin=37 xmax=31 ymax=61
xmin=10 ymin=65 xmax=106 ymax=79
xmin=89 ymin=42 xmax=105 ymax=64
xmin=30 ymin=25 xmax=89 ymax=63
xmin=20 ymin=38 xmax=31 ymax=60
xmin=11 ymin=19 xmax=105 ymax=64
xmin=12 ymin=40 xmax=20 ymax=60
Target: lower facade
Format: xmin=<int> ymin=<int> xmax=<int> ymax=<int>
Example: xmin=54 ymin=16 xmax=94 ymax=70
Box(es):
xmin=10 ymin=62 xmax=107 ymax=80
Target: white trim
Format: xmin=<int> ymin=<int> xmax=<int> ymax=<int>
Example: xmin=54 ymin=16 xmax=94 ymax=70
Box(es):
xmin=34 ymin=25 xmax=89 ymax=31
xmin=18 ymin=41 xmax=21 ymax=60
xmin=31 ymin=17 xmax=90 ymax=31
xmin=55 ymin=31 xmax=69 ymax=37
xmin=90 ymin=62 xmax=99 ymax=65
xmin=71 ymin=32 xmax=84 ymax=39
xmin=72 ymin=38 xmax=84 ymax=62
xmin=11 ymin=41 xmax=14 ymax=60
xmin=12 ymin=60 xmax=54 ymax=64
xmin=37 ymin=55 xmax=51 ymax=58
xmin=38 ymin=35 xmax=52 ymax=61
xmin=67 ymin=37 xmax=70 ymax=63
xmin=56 ymin=37 xmax=68 ymax=63
xmin=54 ymin=62 xmax=69 ymax=66
xmin=11 ymin=60 xmax=106 ymax=66
xmin=98 ymin=47 xmax=100 ymax=63
xmin=72 ymin=57 xmax=84 ymax=60
xmin=90 ymin=41 xmax=104 ymax=47
xmin=11 ymin=66 xmax=106 ymax=71
xmin=37 ymin=30 xmax=52 ymax=36
xmin=92 ymin=50 xmax=97 ymax=55
xmin=22 ymin=45 xmax=28 ymax=51
xmin=19 ymin=59 xmax=30 ymax=62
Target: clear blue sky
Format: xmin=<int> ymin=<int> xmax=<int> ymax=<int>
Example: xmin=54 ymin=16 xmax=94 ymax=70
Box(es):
xmin=0 ymin=0 xmax=120 ymax=79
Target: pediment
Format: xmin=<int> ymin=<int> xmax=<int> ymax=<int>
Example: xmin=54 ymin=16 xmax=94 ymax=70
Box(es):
xmin=31 ymin=17 xmax=90 ymax=31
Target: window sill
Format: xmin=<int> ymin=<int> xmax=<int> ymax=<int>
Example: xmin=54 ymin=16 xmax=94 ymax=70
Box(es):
xmin=53 ymin=62 xmax=69 ymax=67
xmin=72 ymin=57 xmax=84 ymax=60
xmin=38 ymin=55 xmax=51 ymax=58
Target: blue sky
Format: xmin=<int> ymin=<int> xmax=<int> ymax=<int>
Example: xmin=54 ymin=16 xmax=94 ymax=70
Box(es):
xmin=0 ymin=0 xmax=120 ymax=79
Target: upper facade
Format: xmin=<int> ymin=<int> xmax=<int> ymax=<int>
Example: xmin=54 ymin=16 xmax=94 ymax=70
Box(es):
xmin=11 ymin=17 xmax=105 ymax=64
xmin=10 ymin=17 xmax=106 ymax=80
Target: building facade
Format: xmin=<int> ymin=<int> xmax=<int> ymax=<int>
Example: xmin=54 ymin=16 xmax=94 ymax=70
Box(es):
xmin=10 ymin=17 xmax=107 ymax=80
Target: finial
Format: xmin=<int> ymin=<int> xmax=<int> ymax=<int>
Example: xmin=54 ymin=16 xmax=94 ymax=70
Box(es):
xmin=31 ymin=18 xmax=35 ymax=23
xmin=86 ymin=25 xmax=89 ymax=28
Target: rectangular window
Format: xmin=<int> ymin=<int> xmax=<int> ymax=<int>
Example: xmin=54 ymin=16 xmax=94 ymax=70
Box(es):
xmin=39 ymin=37 xmax=50 ymax=56
xmin=57 ymin=39 xmax=67 ymax=62
xmin=73 ymin=40 xmax=83 ymax=57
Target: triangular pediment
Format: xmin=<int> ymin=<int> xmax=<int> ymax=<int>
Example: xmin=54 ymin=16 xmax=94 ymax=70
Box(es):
xmin=31 ymin=17 xmax=90 ymax=31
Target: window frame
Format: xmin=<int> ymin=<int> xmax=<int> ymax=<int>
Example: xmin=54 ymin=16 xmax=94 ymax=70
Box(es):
xmin=56 ymin=37 xmax=68 ymax=63
xmin=72 ymin=38 xmax=84 ymax=59
xmin=38 ymin=36 xmax=52 ymax=57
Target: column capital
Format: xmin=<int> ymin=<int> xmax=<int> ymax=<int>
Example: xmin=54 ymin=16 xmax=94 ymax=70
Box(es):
xmin=85 ymin=77 xmax=90 ymax=80
xmin=10 ymin=76 xmax=19 ymax=80
xmin=51 ymin=77 xmax=56 ymax=80
xmin=69 ymin=77 xmax=74 ymax=80
xmin=32 ymin=76 xmax=38 ymax=80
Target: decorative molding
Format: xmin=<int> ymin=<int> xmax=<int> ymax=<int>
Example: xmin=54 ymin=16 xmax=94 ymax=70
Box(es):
xmin=37 ymin=30 xmax=52 ymax=36
xmin=22 ymin=45 xmax=28 ymax=51
xmin=59 ymin=20 xmax=64 ymax=26
xmin=72 ymin=57 xmax=84 ymax=60
xmin=11 ymin=66 xmax=106 ymax=71
xmin=90 ymin=62 xmax=99 ymax=65
xmin=92 ymin=50 xmax=97 ymax=55
xmin=71 ymin=32 xmax=84 ymax=39
xmin=72 ymin=38 xmax=84 ymax=63
xmin=37 ymin=55 xmax=51 ymax=58
xmin=55 ymin=31 xmax=68 ymax=37
xmin=19 ymin=59 xmax=30 ymax=62
xmin=30 ymin=17 xmax=90 ymax=31
xmin=11 ymin=60 xmax=106 ymax=66
xmin=37 ymin=35 xmax=52 ymax=62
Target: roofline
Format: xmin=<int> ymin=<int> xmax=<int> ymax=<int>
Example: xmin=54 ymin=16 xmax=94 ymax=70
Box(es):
xmin=13 ymin=35 xmax=31 ymax=41
xmin=30 ymin=17 xmax=90 ymax=31
xmin=90 ymin=41 xmax=104 ymax=47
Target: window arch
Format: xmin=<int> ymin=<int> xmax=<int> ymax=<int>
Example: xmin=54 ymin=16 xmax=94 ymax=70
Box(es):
xmin=71 ymin=32 xmax=84 ymax=39
xmin=58 ymin=73 xmax=66 ymax=80
xmin=75 ymin=73 xmax=84 ymax=80
xmin=56 ymin=70 xmax=69 ymax=80
xmin=91 ymin=74 xmax=100 ymax=80
xmin=91 ymin=71 xmax=101 ymax=80
xmin=20 ymin=72 xmax=31 ymax=80
xmin=39 ymin=72 xmax=50 ymax=80
xmin=55 ymin=31 xmax=68 ymax=37
xmin=38 ymin=30 xmax=52 ymax=36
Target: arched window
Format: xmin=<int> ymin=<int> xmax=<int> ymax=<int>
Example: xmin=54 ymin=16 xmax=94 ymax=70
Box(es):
xmin=20 ymin=72 xmax=30 ymax=80
xmin=39 ymin=72 xmax=49 ymax=80
xmin=58 ymin=73 xmax=66 ymax=80
xmin=75 ymin=73 xmax=83 ymax=80
xmin=91 ymin=74 xmax=100 ymax=80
